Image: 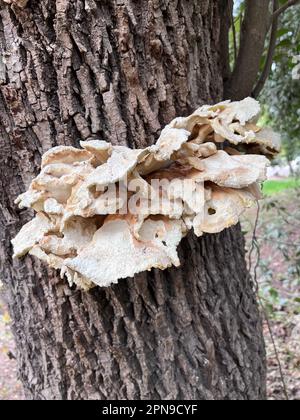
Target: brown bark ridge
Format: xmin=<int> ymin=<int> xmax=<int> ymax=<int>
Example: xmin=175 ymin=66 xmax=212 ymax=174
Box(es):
xmin=0 ymin=0 xmax=266 ymax=400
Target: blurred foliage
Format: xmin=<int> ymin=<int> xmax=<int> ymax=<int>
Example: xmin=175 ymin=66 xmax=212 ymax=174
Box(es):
xmin=261 ymin=4 xmax=300 ymax=161
xmin=243 ymin=188 xmax=300 ymax=319
xmin=231 ymin=1 xmax=300 ymax=160
xmin=258 ymin=192 xmax=300 ymax=318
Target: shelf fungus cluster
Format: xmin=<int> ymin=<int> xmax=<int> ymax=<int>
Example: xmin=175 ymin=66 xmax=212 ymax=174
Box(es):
xmin=12 ymin=98 xmax=280 ymax=290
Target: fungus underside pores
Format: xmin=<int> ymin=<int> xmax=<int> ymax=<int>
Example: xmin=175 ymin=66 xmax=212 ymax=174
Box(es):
xmin=12 ymin=98 xmax=280 ymax=290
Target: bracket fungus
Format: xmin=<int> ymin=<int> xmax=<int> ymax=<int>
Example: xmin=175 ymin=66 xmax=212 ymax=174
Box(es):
xmin=12 ymin=98 xmax=280 ymax=290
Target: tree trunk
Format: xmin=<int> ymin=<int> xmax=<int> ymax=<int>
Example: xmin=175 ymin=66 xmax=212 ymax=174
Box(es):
xmin=0 ymin=0 xmax=266 ymax=400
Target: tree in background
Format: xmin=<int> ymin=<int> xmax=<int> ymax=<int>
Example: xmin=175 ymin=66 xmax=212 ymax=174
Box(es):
xmin=261 ymin=6 xmax=300 ymax=161
xmin=230 ymin=1 xmax=300 ymax=161
xmin=0 ymin=0 xmax=299 ymax=400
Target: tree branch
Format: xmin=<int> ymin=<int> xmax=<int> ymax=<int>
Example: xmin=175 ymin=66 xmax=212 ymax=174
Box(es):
xmin=224 ymin=0 xmax=271 ymax=100
xmin=252 ymin=0 xmax=279 ymax=98
xmin=253 ymin=0 xmax=300 ymax=96
xmin=272 ymin=0 xmax=300 ymax=20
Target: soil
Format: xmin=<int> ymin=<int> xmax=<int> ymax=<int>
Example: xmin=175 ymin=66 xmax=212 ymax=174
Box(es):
xmin=0 ymin=295 xmax=24 ymax=400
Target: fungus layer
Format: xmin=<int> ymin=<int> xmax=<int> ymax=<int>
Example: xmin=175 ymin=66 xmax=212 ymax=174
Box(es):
xmin=12 ymin=98 xmax=279 ymax=290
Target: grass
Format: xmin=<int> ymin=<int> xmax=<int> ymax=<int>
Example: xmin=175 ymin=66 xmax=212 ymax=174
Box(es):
xmin=263 ymin=178 xmax=300 ymax=196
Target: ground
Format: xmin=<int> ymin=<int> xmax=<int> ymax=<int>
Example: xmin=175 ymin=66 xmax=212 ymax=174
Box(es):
xmin=0 ymin=297 xmax=24 ymax=400
xmin=0 ymin=182 xmax=299 ymax=400
xmin=243 ymin=182 xmax=300 ymax=401
xmin=263 ymin=178 xmax=300 ymax=196
xmin=264 ymin=316 xmax=300 ymax=400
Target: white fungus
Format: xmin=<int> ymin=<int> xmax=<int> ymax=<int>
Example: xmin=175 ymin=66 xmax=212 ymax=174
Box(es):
xmin=12 ymin=98 xmax=279 ymax=290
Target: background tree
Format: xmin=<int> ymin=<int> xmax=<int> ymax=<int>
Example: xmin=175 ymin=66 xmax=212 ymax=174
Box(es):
xmin=229 ymin=0 xmax=300 ymax=161
xmin=0 ymin=0 xmax=298 ymax=400
xmin=261 ymin=6 xmax=300 ymax=162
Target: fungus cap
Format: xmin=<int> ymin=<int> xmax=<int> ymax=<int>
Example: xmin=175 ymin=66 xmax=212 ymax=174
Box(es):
xmin=11 ymin=98 xmax=279 ymax=289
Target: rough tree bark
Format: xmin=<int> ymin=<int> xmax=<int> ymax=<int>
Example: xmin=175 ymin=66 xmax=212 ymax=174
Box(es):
xmin=0 ymin=0 xmax=266 ymax=400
